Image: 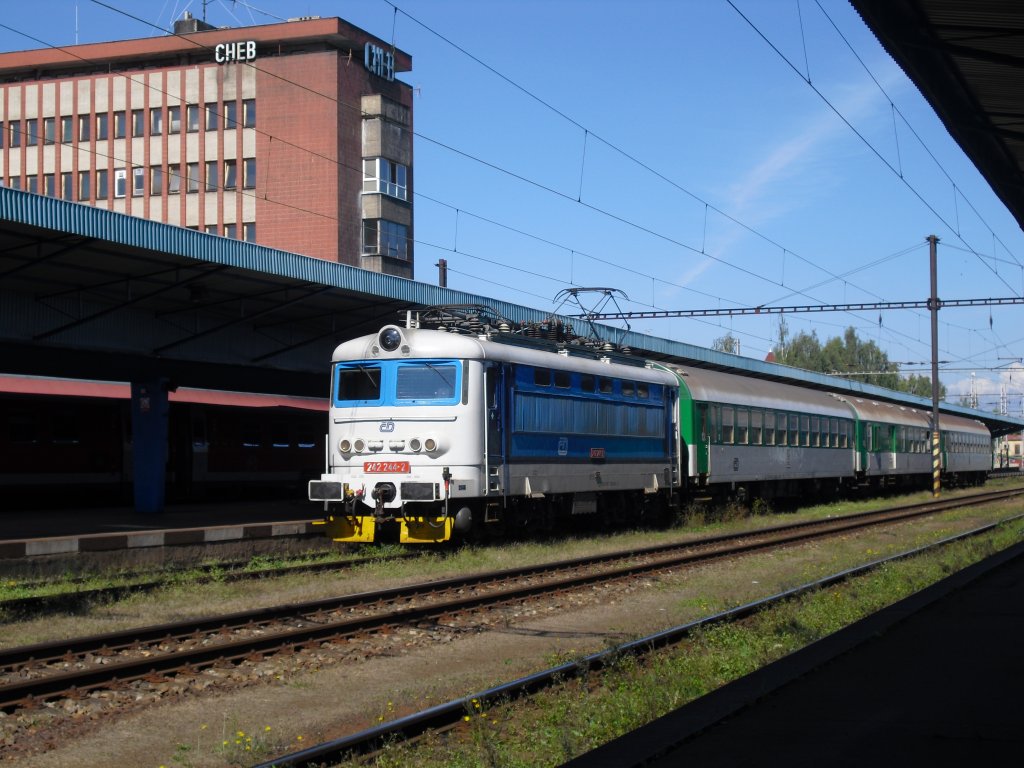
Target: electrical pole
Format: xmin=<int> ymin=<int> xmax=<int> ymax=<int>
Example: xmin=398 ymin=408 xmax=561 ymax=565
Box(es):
xmin=928 ymin=235 xmax=941 ymax=498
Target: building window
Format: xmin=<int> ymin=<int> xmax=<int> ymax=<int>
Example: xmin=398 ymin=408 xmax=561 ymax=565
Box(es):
xmin=224 ymin=101 xmax=237 ymax=128
xmin=150 ymin=107 xmax=162 ymax=136
xmin=224 ymin=222 xmax=238 ymax=239
xmin=167 ymin=163 xmax=181 ymax=194
xmin=132 ymin=167 xmax=145 ymax=196
xmin=204 ymin=223 xmax=218 ymax=235
xmin=168 ymin=105 xmax=181 ymax=134
xmin=205 ymin=160 xmax=217 ymax=191
xmin=132 ymin=109 xmax=145 ymax=137
xmin=60 ymin=116 xmax=72 ymax=143
xmin=243 ymin=157 xmax=255 ymax=189
xmin=61 ymin=172 xmax=73 ymax=200
xmin=97 ymin=169 xmax=109 ymax=198
xmin=205 ymin=102 xmax=218 ymax=131
xmin=242 ymin=98 xmax=255 ymax=127
xmin=113 ymin=111 xmax=125 ymax=139
xmin=10 ymin=121 xmax=21 ymax=148
xmin=26 ymin=118 xmax=38 ymax=146
xmin=243 ymin=221 xmax=256 ymax=241
xmin=223 ymin=159 xmax=237 ymax=190
xmin=8 ymin=176 xmax=21 ymax=190
xmin=363 ymin=157 xmax=408 ymax=201
xmin=43 ymin=117 xmax=55 ymax=145
xmin=96 ymin=113 xmax=108 ymax=140
xmin=362 ymin=219 xmax=409 ymax=259
xmin=27 ymin=175 xmax=38 ymax=194
xmin=150 ymin=165 xmax=163 ymax=195
xmin=43 ymin=173 xmax=55 ymax=196
xmin=79 ymin=115 xmax=91 ymax=142
xmin=186 ymin=162 xmax=199 ymax=193
xmin=114 ymin=168 xmax=127 ymax=198
xmin=186 ymin=104 xmax=200 ymax=132
xmin=79 ymin=170 xmax=91 ymax=201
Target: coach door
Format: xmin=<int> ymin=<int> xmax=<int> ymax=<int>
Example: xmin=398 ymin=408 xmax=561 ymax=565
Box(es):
xmin=485 ymin=364 xmax=507 ymax=497
xmin=695 ymin=403 xmax=710 ymax=478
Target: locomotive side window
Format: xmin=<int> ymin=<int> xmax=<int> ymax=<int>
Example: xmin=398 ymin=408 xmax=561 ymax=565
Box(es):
xmin=580 ymin=375 xmax=595 ymax=393
xmin=554 ymin=371 xmax=571 ymax=389
xmin=599 ymin=377 xmax=613 ymax=394
xmin=397 ymin=363 xmax=457 ymax=400
xmin=336 ymin=365 xmax=382 ymax=402
xmin=534 ymin=369 xmax=551 ymax=387
xmin=622 ymin=381 xmax=635 ymax=397
xmin=637 ymin=383 xmax=649 ymax=399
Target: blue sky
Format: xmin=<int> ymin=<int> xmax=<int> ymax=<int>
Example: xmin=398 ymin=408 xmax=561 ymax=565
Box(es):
xmin=3 ymin=0 xmax=1023 ymax=414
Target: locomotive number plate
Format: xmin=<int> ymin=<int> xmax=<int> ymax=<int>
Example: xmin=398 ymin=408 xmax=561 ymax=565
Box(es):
xmin=364 ymin=461 xmax=411 ymax=473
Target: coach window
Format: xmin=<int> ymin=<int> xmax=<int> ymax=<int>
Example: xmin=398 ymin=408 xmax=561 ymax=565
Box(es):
xmin=751 ymin=410 xmax=763 ymax=445
xmin=622 ymin=381 xmax=635 ymax=397
xmin=735 ymin=409 xmax=748 ymax=445
xmin=786 ymin=414 xmax=797 ymax=446
xmin=598 ymin=377 xmax=613 ymax=394
xmin=580 ymin=374 xmax=595 ymax=393
xmin=810 ymin=416 xmax=820 ymax=447
xmin=764 ymin=412 xmax=775 ymax=446
xmin=554 ymin=370 xmax=570 ymax=388
xmin=534 ymin=368 xmax=551 ymax=387
xmin=830 ymin=418 xmax=838 ymax=448
xmin=721 ymin=407 xmax=734 ymax=445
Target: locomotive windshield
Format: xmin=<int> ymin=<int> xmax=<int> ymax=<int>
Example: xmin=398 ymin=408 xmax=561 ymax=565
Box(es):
xmin=333 ymin=360 xmax=461 ymax=406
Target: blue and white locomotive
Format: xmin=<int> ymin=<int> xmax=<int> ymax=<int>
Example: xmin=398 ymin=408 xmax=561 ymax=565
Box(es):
xmin=309 ymin=318 xmax=993 ymax=544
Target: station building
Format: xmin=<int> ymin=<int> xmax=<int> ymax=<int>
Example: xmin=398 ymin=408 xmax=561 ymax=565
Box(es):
xmin=0 ymin=13 xmax=414 ymax=277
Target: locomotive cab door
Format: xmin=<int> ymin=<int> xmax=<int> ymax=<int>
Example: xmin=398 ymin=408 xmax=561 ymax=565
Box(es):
xmin=485 ymin=363 xmax=507 ymax=497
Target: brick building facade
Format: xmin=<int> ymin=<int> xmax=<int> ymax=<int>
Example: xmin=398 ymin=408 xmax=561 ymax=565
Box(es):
xmin=0 ymin=14 xmax=414 ymax=277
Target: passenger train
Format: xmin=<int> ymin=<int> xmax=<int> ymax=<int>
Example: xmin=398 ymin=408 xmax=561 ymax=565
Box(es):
xmin=308 ymin=317 xmax=993 ymax=544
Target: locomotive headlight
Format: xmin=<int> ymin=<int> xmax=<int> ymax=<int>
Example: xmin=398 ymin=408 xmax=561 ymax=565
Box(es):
xmin=353 ymin=438 xmax=366 ymax=453
xmin=339 ymin=438 xmax=352 ymax=454
xmin=423 ymin=436 xmax=439 ymax=453
xmin=409 ymin=437 xmax=422 ymax=452
xmin=379 ymin=327 xmax=402 ymax=351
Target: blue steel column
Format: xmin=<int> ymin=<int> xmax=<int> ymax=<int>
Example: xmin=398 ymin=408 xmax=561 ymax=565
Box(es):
xmin=130 ymin=379 xmax=169 ymax=514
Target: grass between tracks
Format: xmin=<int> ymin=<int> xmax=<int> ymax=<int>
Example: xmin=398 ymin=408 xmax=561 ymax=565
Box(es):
xmin=360 ymin=515 xmax=1024 ymax=768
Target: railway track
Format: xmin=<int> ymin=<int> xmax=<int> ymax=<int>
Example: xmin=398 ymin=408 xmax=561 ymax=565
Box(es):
xmin=255 ymin=515 xmax=1024 ymax=768
xmin=1 ymin=487 xmax=1021 ymax=713
xmin=0 ymin=551 xmax=419 ymax=617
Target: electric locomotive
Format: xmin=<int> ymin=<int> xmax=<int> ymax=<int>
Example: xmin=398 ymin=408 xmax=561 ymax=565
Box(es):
xmin=308 ymin=322 xmax=680 ymax=543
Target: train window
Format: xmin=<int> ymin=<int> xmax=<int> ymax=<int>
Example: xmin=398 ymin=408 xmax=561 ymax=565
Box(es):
xmin=637 ymin=383 xmax=649 ymax=399
xmin=397 ymin=363 xmax=457 ymax=400
xmin=9 ymin=417 xmax=37 ymax=444
xmin=53 ymin=412 xmax=80 ymax=445
xmin=821 ymin=419 xmax=830 ymax=447
xmin=622 ymin=381 xmax=635 ymax=397
xmin=764 ymin=412 xmax=775 ymax=446
xmin=799 ymin=415 xmax=810 ymax=447
xmin=776 ymin=412 xmax=787 ymax=446
xmin=810 ymin=416 xmax=820 ymax=447
xmin=709 ymin=405 xmax=719 ymax=442
xmin=721 ymin=407 xmax=734 ymax=444
xmin=242 ymin=424 xmax=261 ymax=448
xmin=599 ymin=377 xmax=613 ymax=394
xmin=735 ymin=409 xmax=748 ymax=445
xmin=534 ymin=368 xmax=551 ymax=387
xmin=580 ymin=375 xmax=595 ymax=393
xmin=789 ymin=414 xmax=799 ymax=447
xmin=554 ymin=370 xmax=571 ymax=389
xmin=751 ymin=410 xmax=763 ymax=445
xmin=830 ymin=418 xmax=838 ymax=448
xmin=336 ymin=365 xmax=381 ymax=402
